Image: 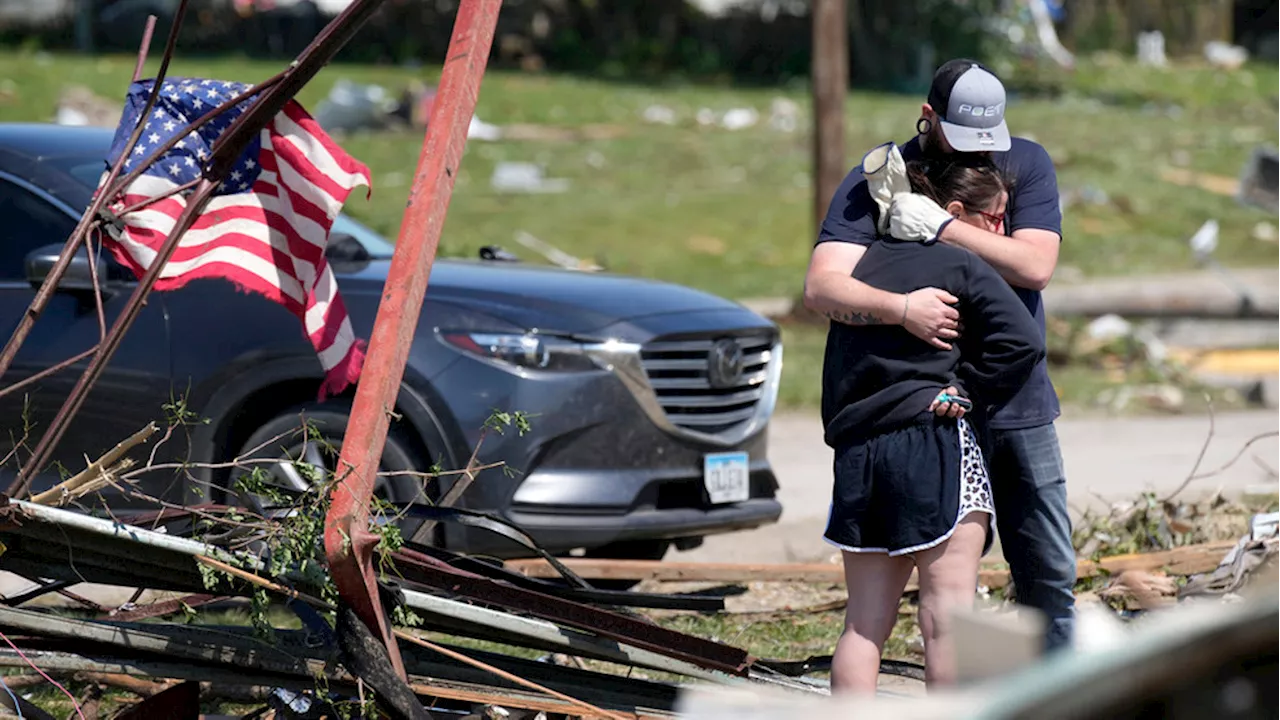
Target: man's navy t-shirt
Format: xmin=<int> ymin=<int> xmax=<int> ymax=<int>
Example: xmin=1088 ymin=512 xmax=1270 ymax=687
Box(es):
xmin=815 ymin=135 xmax=1063 ymax=431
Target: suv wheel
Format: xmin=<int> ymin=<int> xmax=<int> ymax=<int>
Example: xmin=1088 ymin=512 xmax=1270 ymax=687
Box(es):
xmin=227 ymin=403 xmax=434 ymax=542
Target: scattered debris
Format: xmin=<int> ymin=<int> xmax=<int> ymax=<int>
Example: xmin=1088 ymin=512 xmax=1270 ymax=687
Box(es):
xmin=1159 ymin=167 xmax=1239 ymax=197
xmin=1238 ymin=146 xmax=1279 ymax=211
xmin=719 ymin=107 xmax=759 ymax=131
xmin=490 ymin=162 xmax=569 ymax=194
xmin=1180 ymin=528 xmax=1278 ymax=600
xmin=1099 ymin=569 xmax=1178 ymax=610
xmin=313 ymin=78 xmax=402 ymax=133
xmin=1058 ymin=184 xmax=1111 ymax=211
xmin=1083 ymin=313 xmax=1132 ymax=345
xmin=686 ymin=235 xmax=727 ymax=256
xmin=1096 ymin=383 xmax=1185 ymax=413
xmin=315 ymin=78 xmax=506 ymax=141
xmin=513 ymin=231 xmax=601 ymax=271
xmin=1188 ymin=218 xmax=1220 ymax=259
xmin=53 ymin=85 xmax=123 ymax=128
xmin=642 ymin=104 xmax=677 ymax=125
xmin=1136 ymin=30 xmax=1168 ymax=67
xmin=500 ymin=124 xmax=626 ymax=142
xmin=1204 ymin=40 xmax=1250 ymax=70
xmin=767 ymin=98 xmax=799 ymax=133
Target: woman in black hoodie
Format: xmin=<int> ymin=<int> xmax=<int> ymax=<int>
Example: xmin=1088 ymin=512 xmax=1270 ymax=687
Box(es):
xmin=822 ymin=144 xmax=1046 ymax=693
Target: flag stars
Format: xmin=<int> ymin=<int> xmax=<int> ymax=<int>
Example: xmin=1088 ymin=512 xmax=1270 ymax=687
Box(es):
xmin=148 ymin=133 xmax=160 ymax=144
xmin=230 ymin=170 xmax=243 ymax=182
xmin=163 ymin=121 xmax=176 ymax=132
xmin=238 ymin=182 xmax=250 ymax=191
xmin=168 ymin=163 xmax=182 ymax=176
xmin=152 ymin=109 xmax=166 ymax=120
xmin=134 ymin=145 xmax=145 ymax=156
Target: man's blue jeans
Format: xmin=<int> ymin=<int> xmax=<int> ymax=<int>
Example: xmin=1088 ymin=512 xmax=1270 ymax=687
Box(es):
xmin=989 ymin=422 xmax=1076 ymax=652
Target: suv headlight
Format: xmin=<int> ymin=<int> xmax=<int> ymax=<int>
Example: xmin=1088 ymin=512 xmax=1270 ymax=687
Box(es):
xmin=439 ymin=332 xmax=602 ymax=372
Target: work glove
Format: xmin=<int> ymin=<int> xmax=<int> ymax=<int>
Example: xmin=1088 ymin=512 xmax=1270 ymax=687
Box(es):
xmin=861 ymin=142 xmax=911 ymax=235
xmin=889 ymin=193 xmax=955 ymax=245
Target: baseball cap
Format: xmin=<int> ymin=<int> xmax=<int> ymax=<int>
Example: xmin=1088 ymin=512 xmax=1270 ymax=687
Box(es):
xmin=927 ymin=59 xmax=1011 ymax=152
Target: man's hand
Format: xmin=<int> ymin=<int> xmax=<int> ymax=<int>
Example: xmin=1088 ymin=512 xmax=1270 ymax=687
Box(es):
xmin=901 ymin=287 xmax=961 ymax=350
xmin=928 ymin=386 xmax=968 ymax=419
xmin=888 ymin=193 xmax=954 ymax=244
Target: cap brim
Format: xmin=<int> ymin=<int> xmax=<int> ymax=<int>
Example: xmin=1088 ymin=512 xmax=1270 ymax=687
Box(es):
xmin=939 ymin=118 xmax=1011 ymax=152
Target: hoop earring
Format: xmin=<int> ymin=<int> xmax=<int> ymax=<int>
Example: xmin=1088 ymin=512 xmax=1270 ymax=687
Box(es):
xmin=916 ymin=117 xmax=933 ymax=136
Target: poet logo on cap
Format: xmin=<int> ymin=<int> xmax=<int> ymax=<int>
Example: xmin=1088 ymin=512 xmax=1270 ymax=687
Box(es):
xmin=927 ymin=59 xmax=1011 ymax=152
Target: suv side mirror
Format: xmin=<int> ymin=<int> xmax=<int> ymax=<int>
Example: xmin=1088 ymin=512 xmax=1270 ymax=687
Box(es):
xmin=24 ymin=243 xmax=123 ymax=293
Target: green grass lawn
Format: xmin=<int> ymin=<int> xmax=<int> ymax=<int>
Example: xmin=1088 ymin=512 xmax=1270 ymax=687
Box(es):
xmin=1 ymin=49 xmax=1275 ymax=299
xmin=0 ymin=49 xmax=1274 ymax=412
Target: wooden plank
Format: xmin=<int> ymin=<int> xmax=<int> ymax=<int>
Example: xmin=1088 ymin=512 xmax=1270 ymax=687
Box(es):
xmin=1159 ymin=166 xmax=1241 ymax=197
xmin=505 ymin=540 xmax=1237 ymax=588
xmin=410 ymin=680 xmax=668 ymax=720
xmin=1079 ymin=540 xmax=1238 ymax=578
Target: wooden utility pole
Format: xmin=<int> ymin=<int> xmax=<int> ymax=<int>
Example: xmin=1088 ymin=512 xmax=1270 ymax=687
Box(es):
xmin=811 ymin=0 xmax=848 ymax=234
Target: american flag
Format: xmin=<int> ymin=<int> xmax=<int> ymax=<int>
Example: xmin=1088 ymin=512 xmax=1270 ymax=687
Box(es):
xmin=100 ymin=77 xmax=373 ymax=399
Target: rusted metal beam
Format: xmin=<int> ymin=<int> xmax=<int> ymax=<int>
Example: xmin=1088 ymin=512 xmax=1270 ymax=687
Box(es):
xmin=324 ymin=0 xmax=503 ymax=681
xmin=112 ymin=680 xmax=200 ymax=720
xmin=391 ymin=553 xmax=752 ymax=676
xmin=100 ymin=593 xmax=226 ymax=623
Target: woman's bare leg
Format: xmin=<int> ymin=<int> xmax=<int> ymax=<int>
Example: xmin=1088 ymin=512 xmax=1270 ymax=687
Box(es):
xmin=831 ymin=550 xmax=915 ymax=694
xmin=914 ymin=513 xmax=990 ymax=688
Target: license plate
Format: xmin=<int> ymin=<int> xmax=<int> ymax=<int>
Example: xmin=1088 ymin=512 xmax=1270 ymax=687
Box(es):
xmin=703 ymin=451 xmax=750 ymax=505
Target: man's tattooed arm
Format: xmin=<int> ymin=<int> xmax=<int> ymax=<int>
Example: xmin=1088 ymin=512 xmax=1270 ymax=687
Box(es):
xmin=822 ymin=309 xmax=882 ymax=325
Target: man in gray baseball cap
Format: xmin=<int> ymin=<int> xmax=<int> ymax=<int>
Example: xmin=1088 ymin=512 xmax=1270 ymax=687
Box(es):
xmin=927 ymin=59 xmax=1012 ymax=152
xmin=805 ymin=58 xmax=1074 ymax=691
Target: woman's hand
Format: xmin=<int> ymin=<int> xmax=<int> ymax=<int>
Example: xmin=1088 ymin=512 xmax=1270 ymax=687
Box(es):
xmin=928 ymin=386 xmax=969 ymax=419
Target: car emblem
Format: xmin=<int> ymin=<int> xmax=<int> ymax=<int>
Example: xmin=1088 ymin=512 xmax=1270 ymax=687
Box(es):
xmin=706 ymin=338 xmax=745 ymax=389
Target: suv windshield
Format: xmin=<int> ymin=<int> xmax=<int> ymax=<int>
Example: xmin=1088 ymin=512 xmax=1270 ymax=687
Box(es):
xmin=43 ymin=153 xmax=397 ymax=260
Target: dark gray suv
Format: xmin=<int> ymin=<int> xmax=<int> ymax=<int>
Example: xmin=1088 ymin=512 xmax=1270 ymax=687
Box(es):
xmin=0 ymin=123 xmax=782 ymax=562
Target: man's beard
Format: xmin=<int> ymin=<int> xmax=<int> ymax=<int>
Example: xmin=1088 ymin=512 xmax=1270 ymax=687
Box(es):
xmin=919 ymin=122 xmax=951 ymax=159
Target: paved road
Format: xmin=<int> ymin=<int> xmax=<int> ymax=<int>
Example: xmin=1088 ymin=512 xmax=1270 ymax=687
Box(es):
xmin=683 ymin=409 xmax=1280 ymax=564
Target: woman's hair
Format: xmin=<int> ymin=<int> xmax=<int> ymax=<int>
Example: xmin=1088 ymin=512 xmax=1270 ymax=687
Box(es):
xmin=905 ymin=157 xmax=1008 ymax=214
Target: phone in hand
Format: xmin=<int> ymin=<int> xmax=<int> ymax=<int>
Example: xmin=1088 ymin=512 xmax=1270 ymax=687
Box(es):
xmin=937 ymin=393 xmax=973 ymax=412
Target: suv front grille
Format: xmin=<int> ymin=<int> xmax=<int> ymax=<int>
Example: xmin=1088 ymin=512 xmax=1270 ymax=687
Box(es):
xmin=639 ymin=333 xmax=776 ymax=436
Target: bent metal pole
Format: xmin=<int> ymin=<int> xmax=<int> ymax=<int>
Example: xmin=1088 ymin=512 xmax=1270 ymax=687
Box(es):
xmin=323 ymin=0 xmax=503 ymax=681
xmin=0 ymin=8 xmax=181 ymax=385
xmin=8 ymin=0 xmax=392 ymax=499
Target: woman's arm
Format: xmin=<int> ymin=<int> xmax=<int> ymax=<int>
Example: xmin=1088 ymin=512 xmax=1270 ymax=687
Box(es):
xmin=954 ymin=253 xmax=1046 ymax=408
